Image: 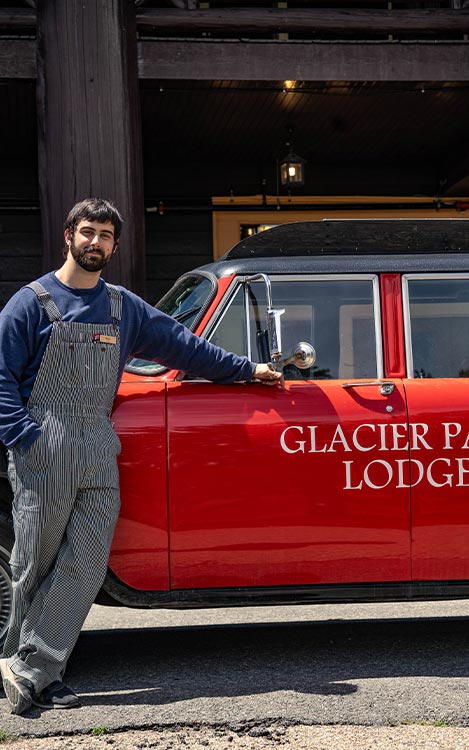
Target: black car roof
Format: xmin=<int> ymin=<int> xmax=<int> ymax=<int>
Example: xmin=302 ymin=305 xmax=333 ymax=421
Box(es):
xmin=198 ymin=219 xmax=469 ymax=277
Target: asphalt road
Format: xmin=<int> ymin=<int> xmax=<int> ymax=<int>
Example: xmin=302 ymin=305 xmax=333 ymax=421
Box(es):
xmin=2 ymin=600 xmax=469 ymax=736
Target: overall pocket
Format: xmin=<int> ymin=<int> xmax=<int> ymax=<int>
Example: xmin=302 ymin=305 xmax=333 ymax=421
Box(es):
xmin=58 ymin=341 xmax=117 ymax=389
xmin=16 ymin=413 xmax=61 ymax=472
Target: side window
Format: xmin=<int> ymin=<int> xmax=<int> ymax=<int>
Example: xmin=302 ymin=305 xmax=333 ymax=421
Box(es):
xmin=405 ymin=276 xmax=469 ymax=378
xmin=209 ymin=277 xmax=379 ymax=380
xmin=209 ymin=286 xmax=247 ymax=359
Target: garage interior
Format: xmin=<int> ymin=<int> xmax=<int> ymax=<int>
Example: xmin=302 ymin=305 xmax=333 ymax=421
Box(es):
xmin=1 ymin=0 xmax=469 ymax=303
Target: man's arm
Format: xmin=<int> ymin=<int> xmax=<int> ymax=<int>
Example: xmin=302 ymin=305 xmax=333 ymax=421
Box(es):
xmin=129 ymin=301 xmax=282 ymax=385
xmin=0 ymin=293 xmax=44 ymax=449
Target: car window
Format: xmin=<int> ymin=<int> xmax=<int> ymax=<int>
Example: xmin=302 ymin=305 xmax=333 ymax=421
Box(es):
xmin=405 ymin=275 xmax=469 ymax=378
xmin=209 ymin=277 xmax=379 ymax=380
xmin=125 ymin=274 xmax=215 ymax=376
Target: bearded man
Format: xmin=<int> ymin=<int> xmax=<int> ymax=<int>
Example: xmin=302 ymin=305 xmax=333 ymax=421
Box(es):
xmin=0 ymin=198 xmax=280 ymax=714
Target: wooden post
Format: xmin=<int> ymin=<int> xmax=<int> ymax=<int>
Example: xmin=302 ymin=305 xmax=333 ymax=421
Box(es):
xmin=36 ymin=0 xmax=145 ymax=295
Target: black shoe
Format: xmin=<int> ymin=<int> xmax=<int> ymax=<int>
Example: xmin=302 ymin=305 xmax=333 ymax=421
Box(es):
xmin=0 ymin=658 xmax=34 ymax=715
xmin=32 ymin=681 xmax=81 ymax=710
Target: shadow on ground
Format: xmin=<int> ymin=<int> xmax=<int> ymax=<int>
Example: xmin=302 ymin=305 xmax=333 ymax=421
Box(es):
xmin=63 ymin=615 xmax=469 ymax=706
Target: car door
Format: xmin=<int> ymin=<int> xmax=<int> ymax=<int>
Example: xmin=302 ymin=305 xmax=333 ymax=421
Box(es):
xmin=167 ymin=275 xmax=411 ymax=590
xmin=402 ymin=273 xmax=469 ymax=581
xmin=109 ymin=381 xmax=169 ymax=591
xmin=108 ymin=272 xmax=219 ymax=592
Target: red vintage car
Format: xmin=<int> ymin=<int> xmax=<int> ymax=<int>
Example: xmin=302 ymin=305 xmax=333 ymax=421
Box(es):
xmin=2 ymin=218 xmax=469 ymax=641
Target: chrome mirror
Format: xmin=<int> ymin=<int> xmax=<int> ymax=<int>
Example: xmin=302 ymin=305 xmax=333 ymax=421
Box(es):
xmin=266 ymin=308 xmax=285 ymax=364
xmin=282 ymin=342 xmax=316 ymax=370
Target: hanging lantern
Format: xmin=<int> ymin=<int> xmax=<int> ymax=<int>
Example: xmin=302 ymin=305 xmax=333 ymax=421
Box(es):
xmin=280 ymin=148 xmax=305 ymax=188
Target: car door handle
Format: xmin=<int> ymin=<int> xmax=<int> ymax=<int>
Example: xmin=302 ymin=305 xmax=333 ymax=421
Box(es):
xmin=342 ymin=381 xmax=395 ymax=396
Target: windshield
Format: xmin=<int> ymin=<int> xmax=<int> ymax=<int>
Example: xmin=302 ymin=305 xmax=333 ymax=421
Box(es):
xmin=125 ymin=273 xmax=216 ymax=376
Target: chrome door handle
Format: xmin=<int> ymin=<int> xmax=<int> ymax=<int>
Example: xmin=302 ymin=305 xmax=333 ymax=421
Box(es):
xmin=342 ymin=381 xmax=395 ymax=396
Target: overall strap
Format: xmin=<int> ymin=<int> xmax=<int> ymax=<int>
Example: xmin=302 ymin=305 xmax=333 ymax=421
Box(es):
xmin=26 ymin=281 xmax=63 ymax=323
xmin=105 ymin=283 xmax=123 ymax=323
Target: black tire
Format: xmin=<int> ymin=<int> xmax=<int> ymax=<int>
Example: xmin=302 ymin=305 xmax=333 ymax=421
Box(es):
xmin=0 ymin=443 xmax=12 ymax=513
xmin=0 ymin=515 xmax=13 ymax=650
xmin=0 ymin=444 xmax=13 ymax=649
xmin=0 ymin=558 xmax=12 ymax=649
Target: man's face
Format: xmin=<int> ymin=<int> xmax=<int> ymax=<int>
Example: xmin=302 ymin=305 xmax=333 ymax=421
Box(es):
xmin=65 ymin=219 xmax=117 ymax=272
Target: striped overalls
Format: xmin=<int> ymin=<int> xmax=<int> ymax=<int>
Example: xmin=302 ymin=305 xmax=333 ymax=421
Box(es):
xmin=4 ymin=281 xmax=122 ymax=692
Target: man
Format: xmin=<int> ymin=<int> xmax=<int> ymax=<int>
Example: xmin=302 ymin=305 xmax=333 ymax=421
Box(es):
xmin=0 ymin=198 xmax=281 ymax=715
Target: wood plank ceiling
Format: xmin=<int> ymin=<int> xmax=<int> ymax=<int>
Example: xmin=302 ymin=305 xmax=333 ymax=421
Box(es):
xmin=1 ymin=1 xmax=469 ymax=204
xmin=140 ymin=80 xmax=469 ymax=199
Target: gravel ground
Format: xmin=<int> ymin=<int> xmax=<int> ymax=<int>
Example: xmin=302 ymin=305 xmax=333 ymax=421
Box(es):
xmin=4 ymin=724 xmax=469 ymax=750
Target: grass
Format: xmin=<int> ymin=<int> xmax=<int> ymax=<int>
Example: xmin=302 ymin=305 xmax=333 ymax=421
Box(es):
xmin=91 ymin=726 xmax=109 ymax=736
xmin=0 ymin=730 xmax=10 ymax=743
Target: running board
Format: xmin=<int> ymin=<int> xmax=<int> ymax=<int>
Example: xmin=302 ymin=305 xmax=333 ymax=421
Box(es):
xmin=100 ymin=570 xmax=469 ymax=610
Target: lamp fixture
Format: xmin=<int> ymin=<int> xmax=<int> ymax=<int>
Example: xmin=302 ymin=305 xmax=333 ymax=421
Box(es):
xmin=279 ymin=132 xmax=305 ymax=189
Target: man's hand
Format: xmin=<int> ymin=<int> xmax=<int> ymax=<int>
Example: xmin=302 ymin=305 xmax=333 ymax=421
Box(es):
xmin=252 ymin=363 xmax=284 ymax=388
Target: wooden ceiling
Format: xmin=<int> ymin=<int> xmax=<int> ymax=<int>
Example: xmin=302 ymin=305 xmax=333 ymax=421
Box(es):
xmin=140 ymin=80 xmax=469 ymax=199
xmin=2 ymin=77 xmax=469 ymax=205
xmin=1 ymin=1 xmax=469 ymax=205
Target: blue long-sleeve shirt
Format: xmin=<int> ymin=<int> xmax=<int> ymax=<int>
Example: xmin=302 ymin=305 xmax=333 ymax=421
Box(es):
xmin=0 ymin=272 xmax=256 ymax=449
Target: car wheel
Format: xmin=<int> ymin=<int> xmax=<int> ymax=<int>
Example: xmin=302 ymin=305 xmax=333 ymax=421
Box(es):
xmin=0 ymin=446 xmax=13 ymax=649
xmin=0 ymin=553 xmax=12 ymax=649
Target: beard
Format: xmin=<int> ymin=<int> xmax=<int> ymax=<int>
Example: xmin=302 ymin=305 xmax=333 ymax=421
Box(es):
xmin=70 ymin=240 xmax=112 ymax=272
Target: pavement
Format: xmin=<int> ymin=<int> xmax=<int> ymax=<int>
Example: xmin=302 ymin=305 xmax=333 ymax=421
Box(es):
xmin=1 ymin=600 xmax=469 ymax=737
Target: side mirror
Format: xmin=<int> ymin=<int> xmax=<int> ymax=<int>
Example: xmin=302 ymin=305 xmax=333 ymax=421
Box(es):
xmin=243 ymin=274 xmax=315 ymax=371
xmin=282 ymin=342 xmax=317 ymax=370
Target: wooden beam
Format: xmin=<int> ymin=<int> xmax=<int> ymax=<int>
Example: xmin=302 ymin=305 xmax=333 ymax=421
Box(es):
xmin=139 ymin=39 xmax=469 ymax=81
xmin=36 ymin=0 xmax=146 ymax=295
xmin=0 ymin=8 xmax=469 ymax=34
xmin=0 ymin=40 xmax=35 ymax=78
xmin=0 ymin=8 xmax=36 ymax=27
xmin=136 ymin=8 xmax=469 ymax=35
xmin=2 ymin=7 xmax=469 ymax=35
xmin=5 ymin=34 xmax=469 ymax=84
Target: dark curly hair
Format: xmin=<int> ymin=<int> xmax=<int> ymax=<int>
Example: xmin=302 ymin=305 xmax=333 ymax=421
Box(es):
xmin=64 ymin=198 xmax=124 ymax=242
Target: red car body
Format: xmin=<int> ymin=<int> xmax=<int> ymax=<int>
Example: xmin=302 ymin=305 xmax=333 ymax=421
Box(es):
xmin=3 ymin=218 xmax=469 ymax=620
xmin=101 ymin=219 xmax=469 ymax=607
